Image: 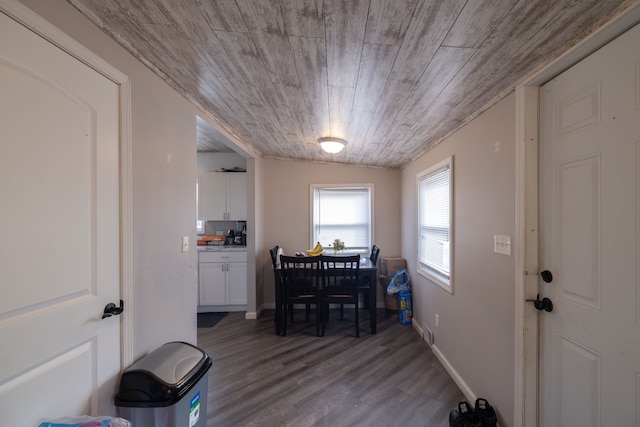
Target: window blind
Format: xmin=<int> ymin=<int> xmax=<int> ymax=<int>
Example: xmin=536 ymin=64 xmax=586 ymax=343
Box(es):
xmin=418 ymin=163 xmax=451 ymax=280
xmin=313 ymin=187 xmax=371 ymax=251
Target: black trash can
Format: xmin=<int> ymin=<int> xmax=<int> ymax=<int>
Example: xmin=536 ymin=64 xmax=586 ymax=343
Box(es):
xmin=115 ymin=341 xmax=212 ymax=427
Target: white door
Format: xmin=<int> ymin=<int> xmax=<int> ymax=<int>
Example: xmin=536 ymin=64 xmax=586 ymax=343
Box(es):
xmin=539 ymin=23 xmax=640 ymax=426
xmin=0 ymin=9 xmax=121 ymax=425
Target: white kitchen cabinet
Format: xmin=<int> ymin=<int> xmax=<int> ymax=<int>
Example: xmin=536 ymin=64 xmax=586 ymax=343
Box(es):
xmin=198 ymin=261 xmax=227 ymax=305
xmin=198 ymin=250 xmax=247 ymax=308
xmin=198 ymin=173 xmax=226 ymax=221
xmin=198 ymin=172 xmax=246 ymax=220
xmin=226 ymin=262 xmax=248 ymax=305
xmin=226 ymin=173 xmax=247 ymax=220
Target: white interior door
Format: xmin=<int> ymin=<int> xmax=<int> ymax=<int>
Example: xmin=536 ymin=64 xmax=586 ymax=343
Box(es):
xmin=0 ymin=9 xmax=121 ymax=425
xmin=539 ymin=23 xmax=640 ymax=426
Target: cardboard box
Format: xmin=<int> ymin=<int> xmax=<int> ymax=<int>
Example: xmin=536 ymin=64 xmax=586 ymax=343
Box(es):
xmin=378 ymin=274 xmax=392 ymax=291
xmin=380 ymin=257 xmax=407 ymax=276
xmin=378 ymin=275 xmax=397 ymax=315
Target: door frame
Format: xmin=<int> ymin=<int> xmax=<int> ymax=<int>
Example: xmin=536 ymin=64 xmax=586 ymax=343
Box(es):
xmin=513 ymin=3 xmax=640 ymax=426
xmin=0 ymin=0 xmax=134 ymax=367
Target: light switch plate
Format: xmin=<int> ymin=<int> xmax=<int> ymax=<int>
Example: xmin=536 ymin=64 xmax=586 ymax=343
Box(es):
xmin=182 ymin=235 xmax=189 ymax=253
xmin=494 ymin=234 xmax=512 ymax=256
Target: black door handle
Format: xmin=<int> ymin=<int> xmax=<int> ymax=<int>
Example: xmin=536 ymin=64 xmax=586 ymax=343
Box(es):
xmin=527 ymin=294 xmax=553 ymax=312
xmin=102 ymin=300 xmax=124 ymax=319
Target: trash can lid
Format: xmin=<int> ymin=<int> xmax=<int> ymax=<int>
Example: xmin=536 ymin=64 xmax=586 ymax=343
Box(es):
xmin=128 ymin=341 xmax=205 ymax=384
xmin=115 ymin=341 xmax=212 ymax=408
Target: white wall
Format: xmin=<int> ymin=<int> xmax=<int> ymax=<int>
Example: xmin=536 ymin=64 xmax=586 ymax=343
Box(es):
xmin=21 ymin=0 xmax=200 ymax=360
xmin=260 ymin=159 xmax=402 ymax=309
xmin=248 ymin=157 xmax=263 ymax=316
xmin=401 ymin=93 xmax=517 ymax=426
xmin=197 ymin=152 xmax=247 ymax=172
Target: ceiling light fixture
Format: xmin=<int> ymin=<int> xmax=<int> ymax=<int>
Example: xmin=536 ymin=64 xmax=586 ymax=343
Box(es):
xmin=318 ymin=137 xmax=347 ymax=154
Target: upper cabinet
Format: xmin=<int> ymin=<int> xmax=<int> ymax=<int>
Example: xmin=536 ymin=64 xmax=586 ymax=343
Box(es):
xmin=198 ymin=172 xmax=247 ymax=220
xmin=226 ymin=173 xmax=247 ymax=220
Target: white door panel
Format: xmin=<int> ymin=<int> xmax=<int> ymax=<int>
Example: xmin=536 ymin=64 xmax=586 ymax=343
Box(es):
xmin=0 ymin=9 xmax=120 ymax=425
xmin=540 ymin=23 xmax=640 ymax=426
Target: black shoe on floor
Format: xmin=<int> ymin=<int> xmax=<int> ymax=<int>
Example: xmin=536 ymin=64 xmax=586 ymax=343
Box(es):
xmin=475 ymin=398 xmax=497 ymax=427
xmin=449 ymin=409 xmax=462 ymax=427
xmin=458 ymin=401 xmax=482 ymax=427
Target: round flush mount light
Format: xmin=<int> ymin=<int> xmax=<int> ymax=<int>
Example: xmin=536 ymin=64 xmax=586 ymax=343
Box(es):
xmin=318 ymin=137 xmax=347 ymax=154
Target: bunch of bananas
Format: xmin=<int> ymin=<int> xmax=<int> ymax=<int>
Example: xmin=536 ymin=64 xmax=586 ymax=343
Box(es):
xmin=305 ymin=242 xmax=324 ymax=256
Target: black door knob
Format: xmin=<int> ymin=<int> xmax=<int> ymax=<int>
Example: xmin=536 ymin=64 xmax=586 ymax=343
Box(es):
xmin=533 ymin=295 xmax=553 ymax=312
xmin=540 ymin=270 xmax=553 ymax=283
xmin=102 ymin=300 xmax=124 ymax=319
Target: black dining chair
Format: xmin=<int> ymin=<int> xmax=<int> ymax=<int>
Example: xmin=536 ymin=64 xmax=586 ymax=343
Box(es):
xmin=270 ymin=245 xmax=280 ymax=324
xmin=321 ymin=254 xmax=360 ymax=337
xmin=269 ymin=245 xmax=279 ymax=269
xmin=359 ymin=245 xmax=380 ymax=310
xmin=273 ymin=246 xmax=313 ymax=323
xmin=279 ymin=255 xmax=323 ymax=337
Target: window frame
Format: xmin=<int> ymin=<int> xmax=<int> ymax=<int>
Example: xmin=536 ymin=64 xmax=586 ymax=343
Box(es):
xmin=417 ymin=156 xmax=453 ymax=293
xmin=310 ymin=184 xmax=374 ymax=254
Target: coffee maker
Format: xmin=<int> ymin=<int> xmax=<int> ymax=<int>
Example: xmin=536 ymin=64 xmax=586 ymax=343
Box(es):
xmin=226 ymin=229 xmax=235 ymax=245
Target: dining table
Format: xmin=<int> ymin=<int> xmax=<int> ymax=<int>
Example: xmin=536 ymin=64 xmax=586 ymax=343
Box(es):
xmin=273 ymin=255 xmax=377 ymax=336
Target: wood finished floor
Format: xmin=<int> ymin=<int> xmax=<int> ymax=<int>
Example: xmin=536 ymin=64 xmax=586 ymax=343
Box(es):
xmin=197 ymin=309 xmax=465 ymax=427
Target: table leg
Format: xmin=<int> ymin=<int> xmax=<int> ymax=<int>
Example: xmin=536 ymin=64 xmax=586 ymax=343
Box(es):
xmin=368 ymin=270 xmax=377 ymax=334
xmin=274 ymin=270 xmax=283 ymax=335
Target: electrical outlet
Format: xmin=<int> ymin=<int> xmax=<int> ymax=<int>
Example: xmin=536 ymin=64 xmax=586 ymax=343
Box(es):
xmin=435 ymin=313 xmax=439 ymax=327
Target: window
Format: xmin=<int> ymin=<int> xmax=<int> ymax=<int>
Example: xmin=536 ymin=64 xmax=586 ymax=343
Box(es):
xmin=196 ymin=180 xmax=204 ymax=234
xmin=311 ymin=185 xmax=372 ymax=253
xmin=417 ymin=157 xmax=453 ymax=291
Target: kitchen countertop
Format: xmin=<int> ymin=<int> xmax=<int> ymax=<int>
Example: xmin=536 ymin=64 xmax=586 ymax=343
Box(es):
xmin=197 ymin=245 xmax=246 ymax=252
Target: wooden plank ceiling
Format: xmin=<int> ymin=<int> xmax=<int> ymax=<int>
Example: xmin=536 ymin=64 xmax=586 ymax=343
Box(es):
xmin=69 ymin=0 xmax=635 ymax=168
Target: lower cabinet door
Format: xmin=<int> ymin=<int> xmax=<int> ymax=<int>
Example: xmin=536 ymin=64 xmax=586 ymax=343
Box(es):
xmin=199 ymin=262 xmax=226 ymax=305
xmin=227 ymin=262 xmax=247 ymax=305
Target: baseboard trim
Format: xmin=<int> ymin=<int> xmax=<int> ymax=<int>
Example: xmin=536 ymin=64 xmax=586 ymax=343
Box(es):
xmin=412 ymin=319 xmax=476 ymax=404
xmin=431 ymin=343 xmax=476 ymax=404
xmin=246 ymin=304 xmax=263 ymax=320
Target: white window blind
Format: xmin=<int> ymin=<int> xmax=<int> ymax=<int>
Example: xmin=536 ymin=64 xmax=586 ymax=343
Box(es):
xmin=312 ymin=186 xmax=371 ymax=252
xmin=418 ymin=157 xmax=452 ymax=289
